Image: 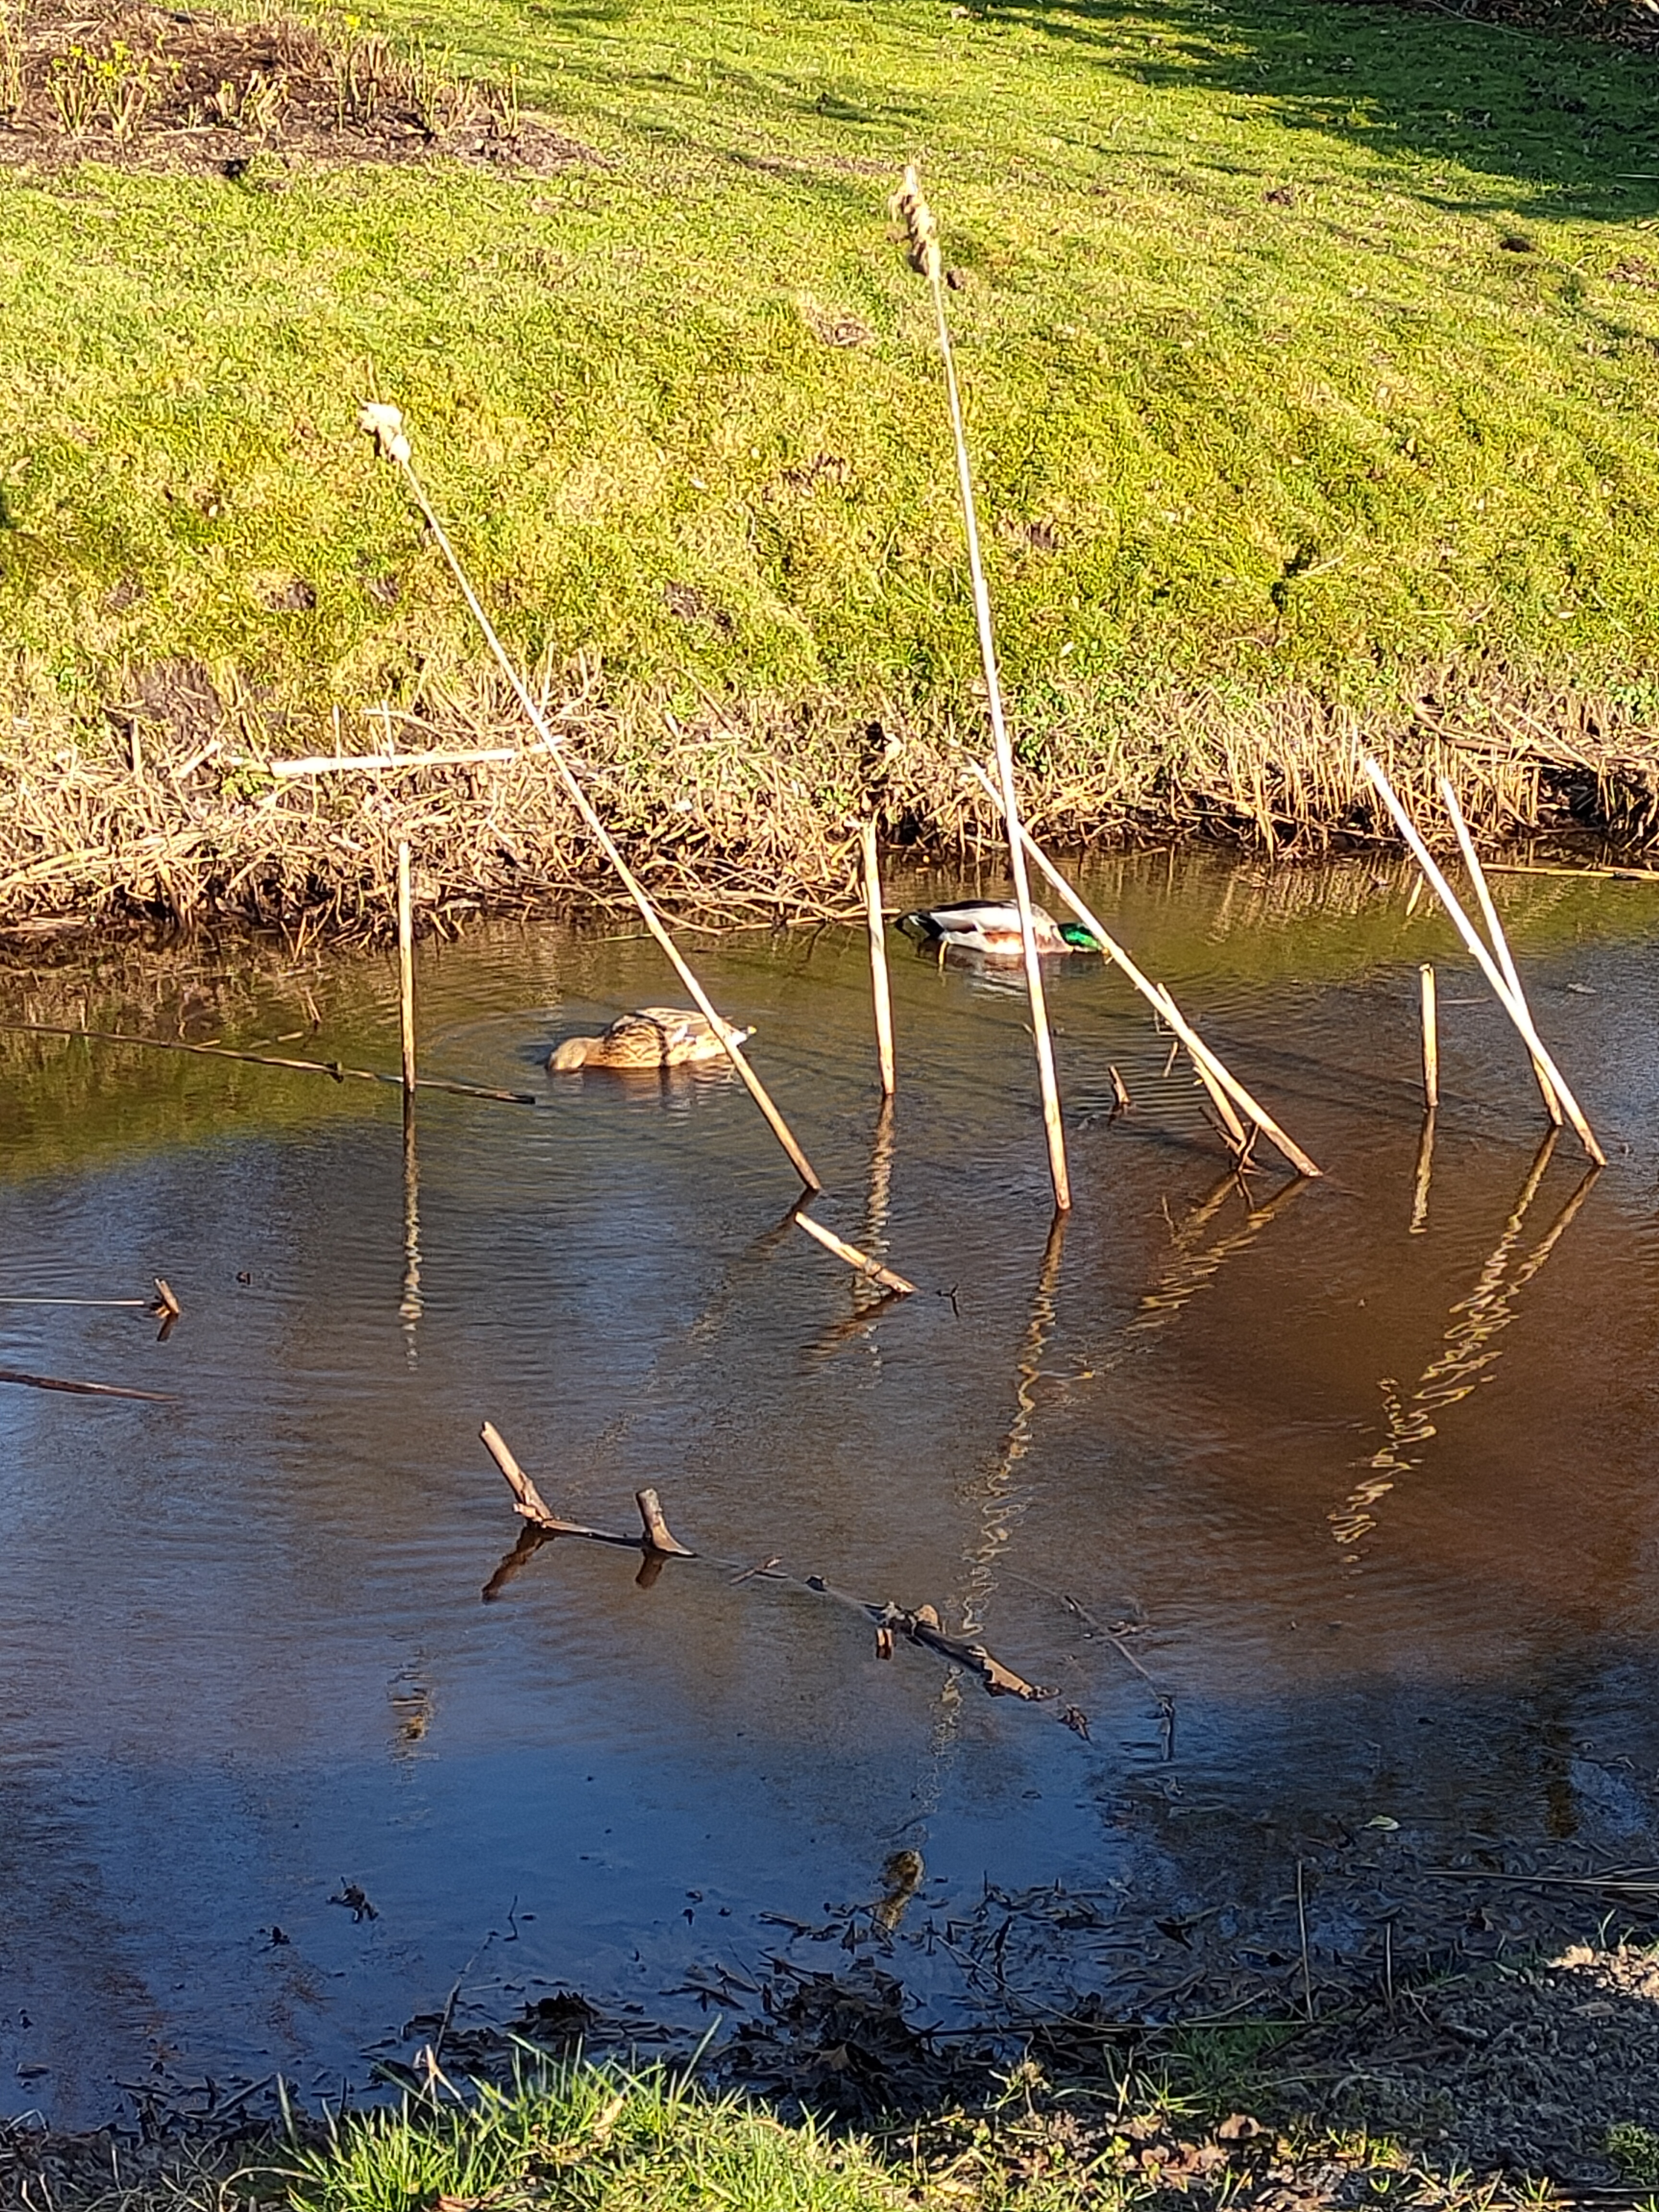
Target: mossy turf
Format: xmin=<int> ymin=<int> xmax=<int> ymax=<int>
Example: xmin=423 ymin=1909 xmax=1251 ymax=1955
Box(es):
xmin=3 ymin=0 xmax=1659 ymax=756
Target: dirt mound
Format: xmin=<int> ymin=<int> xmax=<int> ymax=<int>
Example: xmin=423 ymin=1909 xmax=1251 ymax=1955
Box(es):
xmin=0 ymin=0 xmax=591 ymax=174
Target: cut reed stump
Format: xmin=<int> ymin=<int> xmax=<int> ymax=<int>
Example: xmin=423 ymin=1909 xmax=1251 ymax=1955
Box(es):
xmin=1419 ymin=964 xmax=1439 ymax=1113
xmin=1362 ymin=757 xmax=1604 ymax=1166
xmin=478 ymin=1423 xmax=1059 ymax=1707
xmin=857 ymin=817 xmax=896 ymax=1098
xmin=891 ymin=169 xmax=1070 ymax=1214
xmin=397 ymin=840 xmax=417 ymax=1099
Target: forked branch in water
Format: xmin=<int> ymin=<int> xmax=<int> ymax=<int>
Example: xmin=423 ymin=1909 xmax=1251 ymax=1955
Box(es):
xmin=478 ymin=1421 xmax=1060 ymax=1707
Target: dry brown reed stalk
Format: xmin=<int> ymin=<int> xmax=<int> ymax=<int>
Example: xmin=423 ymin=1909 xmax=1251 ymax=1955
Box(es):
xmin=965 ymin=761 xmax=1321 ymax=1178
xmin=1362 ymin=757 xmax=1605 ymax=1166
xmin=1487 ymin=860 xmax=1659 ymax=882
xmin=858 ymin=817 xmax=895 ymax=1096
xmin=793 ymin=1206 xmax=917 ymax=1297
xmin=358 ymin=400 xmax=823 ymax=1197
xmin=1419 ymin=962 xmax=1439 ymax=1112
xmin=11 ymin=650 xmax=1659 ymax=940
xmin=1439 ymin=775 xmax=1559 ymax=1125
xmin=892 ymin=165 xmax=1070 ymax=1214
xmin=396 ymin=838 xmax=416 ymax=1097
xmin=271 ymin=744 xmax=522 ymax=777
xmin=400 ymin=1095 xmax=422 ymax=1340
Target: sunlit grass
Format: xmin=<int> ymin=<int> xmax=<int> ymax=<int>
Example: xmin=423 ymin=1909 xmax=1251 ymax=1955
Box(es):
xmin=286 ymin=2062 xmax=914 ymax=2212
xmin=2 ymin=0 xmax=1658 ymax=756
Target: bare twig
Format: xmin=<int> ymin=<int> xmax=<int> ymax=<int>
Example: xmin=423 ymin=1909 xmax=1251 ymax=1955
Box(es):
xmin=0 ymin=1367 xmax=172 ymax=1400
xmin=0 ymin=1019 xmax=537 ymax=1105
xmin=479 ymin=1426 xmax=1054 ymax=1704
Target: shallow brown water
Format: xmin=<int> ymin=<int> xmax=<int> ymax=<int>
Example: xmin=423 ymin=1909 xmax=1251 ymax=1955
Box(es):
xmin=4 ymin=850 xmax=1659 ymax=2126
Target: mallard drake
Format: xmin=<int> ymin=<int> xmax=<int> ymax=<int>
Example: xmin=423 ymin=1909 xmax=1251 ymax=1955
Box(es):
xmin=895 ymin=901 xmax=1101 ymax=957
xmin=549 ymin=1007 xmax=752 ymax=1072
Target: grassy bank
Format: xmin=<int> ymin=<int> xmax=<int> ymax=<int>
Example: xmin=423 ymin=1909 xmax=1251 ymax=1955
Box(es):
xmin=21 ymin=1941 xmax=1659 ymax=2212
xmin=4 ymin=0 xmax=1659 ymax=924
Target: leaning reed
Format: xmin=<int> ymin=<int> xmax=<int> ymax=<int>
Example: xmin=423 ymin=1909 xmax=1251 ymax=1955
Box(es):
xmin=5 ymin=655 xmax=1659 ymax=937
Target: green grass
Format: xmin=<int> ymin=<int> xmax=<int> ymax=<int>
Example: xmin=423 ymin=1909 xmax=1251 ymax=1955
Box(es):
xmin=4 ymin=0 xmax=1659 ymax=762
xmin=279 ymin=2058 xmax=1107 ymax=2212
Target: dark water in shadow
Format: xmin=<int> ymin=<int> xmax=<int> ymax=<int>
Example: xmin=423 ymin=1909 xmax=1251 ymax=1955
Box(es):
xmin=3 ymin=850 xmax=1659 ymax=2125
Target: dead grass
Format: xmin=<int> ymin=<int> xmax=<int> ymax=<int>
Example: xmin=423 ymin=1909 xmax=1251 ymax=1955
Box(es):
xmin=0 ymin=0 xmax=587 ymax=174
xmin=4 ymin=651 xmax=1658 ymax=938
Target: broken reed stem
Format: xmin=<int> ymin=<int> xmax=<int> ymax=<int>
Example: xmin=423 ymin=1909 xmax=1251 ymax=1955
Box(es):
xmin=965 ymin=762 xmax=1321 ymax=1178
xmin=0 ymin=1020 xmax=538 ymax=1105
xmin=480 ymin=1419 xmax=568 ymax=1527
xmin=1439 ymin=777 xmax=1560 ymax=1126
xmin=397 ymin=840 xmax=417 ymax=1098
xmin=1361 ymin=757 xmax=1604 ymax=1166
xmin=637 ymin=1487 xmax=694 ymax=1556
xmin=793 ymin=1207 xmax=917 ymax=1297
xmin=858 ymin=817 xmax=896 ymax=1097
xmin=360 ymin=405 xmax=822 ymax=1196
xmin=894 ymin=167 xmax=1069 ymax=1213
xmin=1419 ymin=962 xmax=1439 ymax=1113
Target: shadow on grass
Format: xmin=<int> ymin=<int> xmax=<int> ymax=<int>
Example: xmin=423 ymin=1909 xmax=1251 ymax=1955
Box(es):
xmin=993 ymin=0 xmax=1659 ymax=219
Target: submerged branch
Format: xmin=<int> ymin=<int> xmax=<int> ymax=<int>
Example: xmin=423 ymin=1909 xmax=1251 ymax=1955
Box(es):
xmin=479 ymin=1423 xmax=1060 ymax=1707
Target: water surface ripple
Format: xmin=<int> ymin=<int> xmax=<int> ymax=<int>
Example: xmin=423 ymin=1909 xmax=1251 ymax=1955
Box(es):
xmin=3 ymin=852 xmax=1659 ymax=2123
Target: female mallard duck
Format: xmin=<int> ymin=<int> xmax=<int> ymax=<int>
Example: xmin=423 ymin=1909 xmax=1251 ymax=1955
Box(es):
xmin=549 ymin=1007 xmax=752 ymax=1072
xmin=895 ymin=901 xmax=1101 ymax=958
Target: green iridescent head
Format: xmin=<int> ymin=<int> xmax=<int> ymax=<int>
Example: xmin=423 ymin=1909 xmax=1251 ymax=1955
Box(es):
xmin=1059 ymin=921 xmax=1102 ymax=950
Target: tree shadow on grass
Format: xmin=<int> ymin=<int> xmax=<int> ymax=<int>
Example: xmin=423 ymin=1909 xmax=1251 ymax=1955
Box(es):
xmin=993 ymin=0 xmax=1659 ymax=220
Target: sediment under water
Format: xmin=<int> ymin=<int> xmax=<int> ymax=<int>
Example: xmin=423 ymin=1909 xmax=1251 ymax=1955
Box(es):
xmin=2 ymin=849 xmax=1659 ymax=2127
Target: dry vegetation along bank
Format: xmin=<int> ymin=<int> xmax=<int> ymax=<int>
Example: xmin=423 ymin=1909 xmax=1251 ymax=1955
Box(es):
xmin=3 ymin=0 xmax=1659 ymax=927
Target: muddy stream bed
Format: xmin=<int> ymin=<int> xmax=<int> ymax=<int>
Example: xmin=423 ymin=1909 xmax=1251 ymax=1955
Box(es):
xmin=5 ymin=850 xmax=1659 ymax=2138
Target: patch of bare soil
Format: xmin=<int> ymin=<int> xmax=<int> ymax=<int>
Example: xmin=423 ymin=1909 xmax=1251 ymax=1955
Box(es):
xmin=0 ymin=0 xmax=592 ymax=175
